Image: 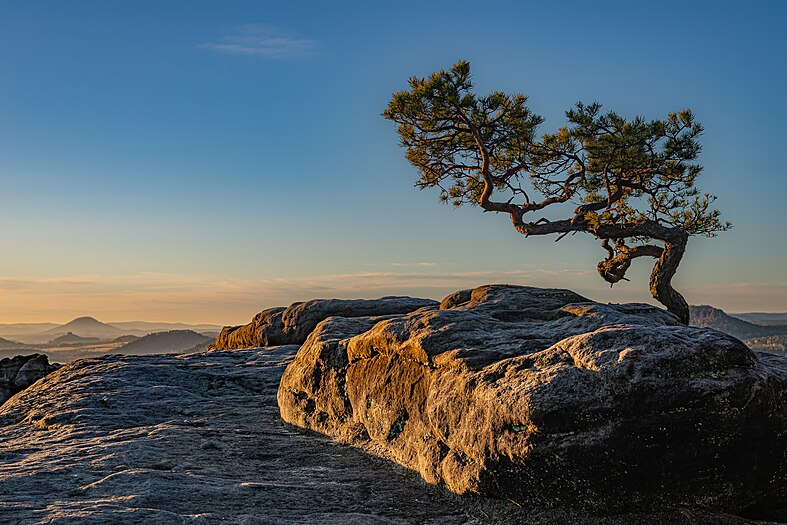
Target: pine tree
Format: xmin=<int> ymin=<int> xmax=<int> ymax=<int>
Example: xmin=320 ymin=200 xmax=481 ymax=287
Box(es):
xmin=384 ymin=61 xmax=730 ymax=324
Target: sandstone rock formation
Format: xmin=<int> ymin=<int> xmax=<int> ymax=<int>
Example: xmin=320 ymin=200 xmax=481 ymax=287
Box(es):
xmin=0 ymin=346 xmax=757 ymax=524
xmin=0 ymin=354 xmax=58 ymax=405
xmin=212 ymin=296 xmax=437 ymax=350
xmin=278 ymin=284 xmax=787 ymax=519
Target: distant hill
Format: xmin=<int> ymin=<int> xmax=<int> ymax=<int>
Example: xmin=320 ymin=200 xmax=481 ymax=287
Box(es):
xmin=732 ymin=312 xmax=787 ymax=326
xmin=690 ymin=305 xmax=787 ymax=340
xmin=1 ymin=319 xmax=223 ymax=344
xmin=112 ymin=335 xmax=141 ymax=344
xmin=0 ymin=323 xmax=58 ymax=338
xmin=110 ymin=321 xmax=223 ymax=335
xmin=40 ymin=317 xmax=126 ymax=340
xmin=113 ymin=330 xmax=211 ymax=355
xmin=49 ymin=332 xmax=101 ymax=345
xmin=0 ymin=337 xmax=28 ymax=350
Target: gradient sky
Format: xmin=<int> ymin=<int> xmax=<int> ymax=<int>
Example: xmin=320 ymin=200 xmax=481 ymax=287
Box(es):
xmin=1 ymin=1 xmax=785 ymax=323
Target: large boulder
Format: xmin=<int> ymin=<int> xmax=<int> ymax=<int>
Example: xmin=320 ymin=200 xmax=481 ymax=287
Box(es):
xmin=0 ymin=347 xmax=754 ymax=523
xmin=0 ymin=347 xmax=522 ymax=524
xmin=278 ymin=284 xmax=787 ymax=517
xmin=212 ymin=296 xmax=438 ymax=350
xmin=0 ymin=354 xmax=58 ymax=405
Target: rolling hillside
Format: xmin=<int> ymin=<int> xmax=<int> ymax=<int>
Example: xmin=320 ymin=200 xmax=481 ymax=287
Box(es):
xmin=49 ymin=332 xmax=101 ymax=345
xmin=0 ymin=337 xmax=28 ymax=350
xmin=113 ymin=330 xmax=212 ymax=355
xmin=110 ymin=321 xmax=222 ymax=334
xmin=690 ymin=305 xmax=787 ymax=340
xmin=0 ymin=323 xmax=58 ymax=338
xmin=39 ymin=317 xmax=126 ymax=340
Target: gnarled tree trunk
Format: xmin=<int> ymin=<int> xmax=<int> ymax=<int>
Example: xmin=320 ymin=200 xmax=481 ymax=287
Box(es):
xmin=649 ymin=232 xmax=690 ymax=325
xmin=593 ymin=230 xmax=690 ymax=324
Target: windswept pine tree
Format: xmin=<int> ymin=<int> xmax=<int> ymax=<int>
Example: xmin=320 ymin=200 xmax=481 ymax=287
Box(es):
xmin=384 ymin=61 xmax=730 ymax=324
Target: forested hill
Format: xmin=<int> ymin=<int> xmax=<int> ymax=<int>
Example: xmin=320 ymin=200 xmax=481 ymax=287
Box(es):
xmin=690 ymin=305 xmax=787 ymax=340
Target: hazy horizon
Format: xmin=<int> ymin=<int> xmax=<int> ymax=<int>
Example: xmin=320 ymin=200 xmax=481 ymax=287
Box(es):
xmin=1 ymin=271 xmax=785 ymax=326
xmin=2 ymin=1 xmax=785 ymax=324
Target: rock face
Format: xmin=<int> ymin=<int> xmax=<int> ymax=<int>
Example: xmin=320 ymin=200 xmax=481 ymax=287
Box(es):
xmin=0 ymin=354 xmax=57 ymax=405
xmin=0 ymin=346 xmax=759 ymax=524
xmin=212 ymin=296 xmax=438 ymax=350
xmin=0 ymin=347 xmax=591 ymax=525
xmin=278 ymin=284 xmax=787 ymax=518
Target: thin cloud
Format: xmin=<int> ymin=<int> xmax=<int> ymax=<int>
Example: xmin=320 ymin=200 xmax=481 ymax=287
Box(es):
xmin=390 ymin=262 xmax=440 ymax=268
xmin=200 ymin=24 xmax=318 ymax=59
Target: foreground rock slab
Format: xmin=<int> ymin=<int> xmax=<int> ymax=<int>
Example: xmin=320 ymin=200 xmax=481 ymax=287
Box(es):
xmin=279 ymin=284 xmax=787 ymax=519
xmin=0 ymin=348 xmax=498 ymax=524
xmin=0 ymin=347 xmax=758 ymax=524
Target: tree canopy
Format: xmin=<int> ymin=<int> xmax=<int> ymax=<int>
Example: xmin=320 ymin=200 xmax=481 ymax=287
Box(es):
xmin=384 ymin=61 xmax=730 ymax=324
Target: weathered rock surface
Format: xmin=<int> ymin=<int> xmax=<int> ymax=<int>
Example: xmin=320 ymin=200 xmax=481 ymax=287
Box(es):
xmin=212 ymin=296 xmax=438 ymax=350
xmin=279 ymin=284 xmax=787 ymax=519
xmin=0 ymin=347 xmax=512 ymax=524
xmin=0 ymin=336 xmax=764 ymax=523
xmin=0 ymin=354 xmax=58 ymax=405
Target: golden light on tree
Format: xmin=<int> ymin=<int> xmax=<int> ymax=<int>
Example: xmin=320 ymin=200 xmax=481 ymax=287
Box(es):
xmin=384 ymin=61 xmax=730 ymax=324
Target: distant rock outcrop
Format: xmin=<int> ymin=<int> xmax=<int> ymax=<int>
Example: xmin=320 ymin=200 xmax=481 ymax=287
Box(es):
xmin=0 ymin=354 xmax=58 ymax=405
xmin=212 ymin=296 xmax=438 ymax=350
xmin=745 ymin=334 xmax=787 ymax=356
xmin=279 ymin=285 xmax=787 ymax=518
xmin=690 ymin=304 xmax=787 ymax=340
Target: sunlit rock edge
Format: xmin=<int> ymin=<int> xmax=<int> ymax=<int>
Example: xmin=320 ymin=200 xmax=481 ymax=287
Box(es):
xmin=276 ymin=285 xmax=787 ymax=520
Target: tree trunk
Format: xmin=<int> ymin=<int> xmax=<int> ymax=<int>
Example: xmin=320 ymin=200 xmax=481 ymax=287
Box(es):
xmin=649 ymin=231 xmax=690 ymax=324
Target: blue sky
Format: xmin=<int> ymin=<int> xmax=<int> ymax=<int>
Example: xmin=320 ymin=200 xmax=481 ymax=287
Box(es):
xmin=0 ymin=1 xmax=785 ymax=322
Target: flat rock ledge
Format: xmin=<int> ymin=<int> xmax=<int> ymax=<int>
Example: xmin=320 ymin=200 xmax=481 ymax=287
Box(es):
xmin=211 ymin=296 xmax=438 ymax=350
xmin=278 ymin=284 xmax=787 ymax=520
xmin=0 ymin=348 xmax=513 ymax=524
